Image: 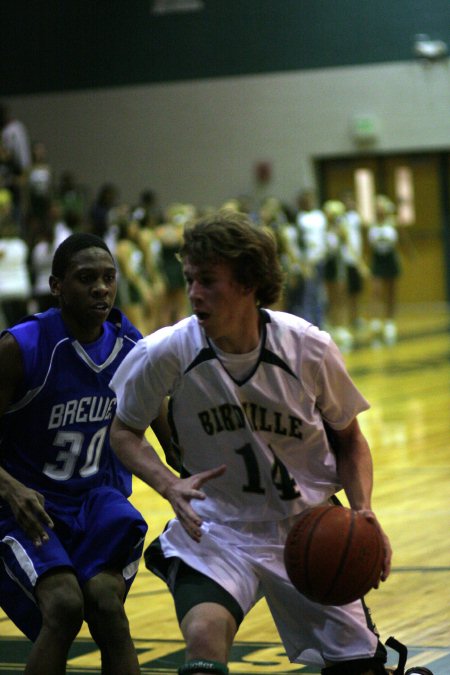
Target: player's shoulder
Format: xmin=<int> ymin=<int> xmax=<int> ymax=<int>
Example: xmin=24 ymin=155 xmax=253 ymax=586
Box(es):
xmin=2 ymin=309 xmax=70 ymax=388
xmin=263 ymin=309 xmax=331 ymax=343
xmin=143 ymin=315 xmax=198 ymax=347
xmin=107 ymin=307 xmax=142 ymax=344
xmin=130 ymin=315 xmax=195 ymax=361
xmin=263 ymin=309 xmax=334 ymax=367
xmin=4 ymin=308 xmax=64 ymax=349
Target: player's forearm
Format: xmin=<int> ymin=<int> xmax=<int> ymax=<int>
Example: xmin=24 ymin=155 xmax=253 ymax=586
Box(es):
xmin=337 ymin=439 xmax=373 ymax=511
xmin=332 ymin=419 xmax=374 ymax=511
xmin=0 ymin=466 xmax=23 ymax=501
xmin=110 ymin=417 xmax=178 ymax=498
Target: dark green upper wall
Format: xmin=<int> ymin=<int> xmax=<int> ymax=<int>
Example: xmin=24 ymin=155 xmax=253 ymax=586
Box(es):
xmin=1 ymin=0 xmax=449 ymax=95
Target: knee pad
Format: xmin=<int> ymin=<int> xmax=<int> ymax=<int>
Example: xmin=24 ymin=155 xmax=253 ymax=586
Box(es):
xmin=178 ymin=659 xmax=229 ymax=675
xmin=321 ymin=658 xmax=387 ymax=675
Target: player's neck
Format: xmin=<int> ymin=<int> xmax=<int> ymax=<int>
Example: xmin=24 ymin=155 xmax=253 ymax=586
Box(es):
xmin=61 ymin=312 xmax=104 ymax=344
xmin=211 ymin=310 xmax=262 ymax=355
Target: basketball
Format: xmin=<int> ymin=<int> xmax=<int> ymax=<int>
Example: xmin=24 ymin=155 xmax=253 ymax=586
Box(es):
xmin=284 ymin=505 xmax=384 ymax=605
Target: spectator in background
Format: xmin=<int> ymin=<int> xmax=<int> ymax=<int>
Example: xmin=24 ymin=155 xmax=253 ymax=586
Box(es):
xmin=131 ymin=210 xmax=167 ymax=333
xmin=114 ymin=207 xmax=155 ymax=335
xmin=27 ymin=140 xmax=53 ymax=225
xmin=0 ymin=189 xmax=31 ymax=328
xmin=29 ymin=199 xmax=72 ymax=312
xmin=367 ymin=195 xmax=401 ymax=346
xmin=154 ymin=203 xmax=193 ymax=326
xmin=257 ymin=196 xmax=300 ymax=312
xmin=294 ymin=189 xmax=327 ymax=327
xmin=0 ymin=103 xmax=32 ymax=228
xmin=57 ymin=171 xmax=86 ymax=231
xmin=89 ymin=183 xmax=118 ymax=241
xmin=132 ymin=189 xmax=163 ymax=230
xmin=340 ymin=190 xmax=369 ymax=342
xmin=0 ymin=143 xmax=17 ymax=195
xmin=322 ymin=199 xmax=353 ymax=352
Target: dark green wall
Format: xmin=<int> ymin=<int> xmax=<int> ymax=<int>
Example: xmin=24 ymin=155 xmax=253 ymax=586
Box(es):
xmin=1 ymin=0 xmax=449 ymax=95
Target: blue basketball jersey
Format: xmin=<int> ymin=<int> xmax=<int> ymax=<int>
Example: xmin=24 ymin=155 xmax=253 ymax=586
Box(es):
xmin=0 ymin=307 xmax=142 ymax=508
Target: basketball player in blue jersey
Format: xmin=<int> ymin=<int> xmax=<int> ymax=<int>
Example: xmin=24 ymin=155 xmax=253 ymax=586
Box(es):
xmin=0 ymin=233 xmax=149 ymax=674
xmin=109 ymin=211 xmax=419 ymax=675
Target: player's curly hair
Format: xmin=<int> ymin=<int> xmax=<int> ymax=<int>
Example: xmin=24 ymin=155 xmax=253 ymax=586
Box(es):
xmin=179 ymin=209 xmax=285 ymax=307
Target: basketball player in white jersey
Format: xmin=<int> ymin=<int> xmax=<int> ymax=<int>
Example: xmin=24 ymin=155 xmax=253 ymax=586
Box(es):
xmin=109 ymin=210 xmax=396 ymax=675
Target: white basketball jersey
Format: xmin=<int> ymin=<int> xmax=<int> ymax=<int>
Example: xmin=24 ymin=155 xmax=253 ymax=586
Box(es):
xmin=111 ymin=309 xmax=369 ymax=523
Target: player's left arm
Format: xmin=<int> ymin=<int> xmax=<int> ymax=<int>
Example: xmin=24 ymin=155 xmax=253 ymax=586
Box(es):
xmin=329 ymin=417 xmax=392 ymax=582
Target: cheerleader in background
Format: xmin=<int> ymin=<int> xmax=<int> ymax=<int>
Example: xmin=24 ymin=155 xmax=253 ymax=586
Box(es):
xmin=367 ymin=195 xmax=401 ymax=346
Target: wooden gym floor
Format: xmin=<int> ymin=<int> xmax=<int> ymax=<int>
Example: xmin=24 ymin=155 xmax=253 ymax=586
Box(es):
xmin=0 ymin=303 xmax=449 ymax=674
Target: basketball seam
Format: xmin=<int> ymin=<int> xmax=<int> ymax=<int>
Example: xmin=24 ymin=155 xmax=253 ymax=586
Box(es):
xmin=323 ymin=508 xmax=355 ymax=603
xmin=351 ymin=526 xmax=384 ymax=600
xmin=304 ymin=506 xmax=334 ymax=599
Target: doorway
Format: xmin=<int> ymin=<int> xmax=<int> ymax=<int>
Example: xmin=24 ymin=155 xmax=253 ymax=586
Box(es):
xmin=317 ymin=151 xmax=449 ymax=304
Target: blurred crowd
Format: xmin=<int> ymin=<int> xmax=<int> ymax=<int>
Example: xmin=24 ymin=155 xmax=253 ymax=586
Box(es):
xmin=0 ymin=104 xmax=413 ymax=351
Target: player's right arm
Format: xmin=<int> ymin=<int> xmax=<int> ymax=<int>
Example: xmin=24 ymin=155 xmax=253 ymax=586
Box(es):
xmin=110 ymin=414 xmax=226 ymax=542
xmin=0 ymin=332 xmax=54 ymax=546
xmin=328 ymin=417 xmax=392 ymax=582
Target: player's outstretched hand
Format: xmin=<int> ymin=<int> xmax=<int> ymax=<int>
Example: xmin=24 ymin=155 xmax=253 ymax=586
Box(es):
xmin=166 ymin=464 xmax=226 ymax=542
xmin=6 ymin=482 xmax=54 ymax=547
xmin=358 ymin=509 xmax=392 ymax=584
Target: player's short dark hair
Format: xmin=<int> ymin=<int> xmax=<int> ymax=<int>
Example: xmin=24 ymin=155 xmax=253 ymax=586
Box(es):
xmin=52 ymin=233 xmax=113 ymax=278
xmin=179 ymin=209 xmax=285 ymax=307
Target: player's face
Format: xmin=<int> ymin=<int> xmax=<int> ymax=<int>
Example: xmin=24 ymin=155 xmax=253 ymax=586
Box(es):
xmin=50 ymin=247 xmax=117 ymax=341
xmin=183 ymin=258 xmax=259 ymax=353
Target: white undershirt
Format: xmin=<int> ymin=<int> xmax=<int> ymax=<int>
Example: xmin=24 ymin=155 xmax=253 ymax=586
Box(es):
xmin=210 ymin=337 xmax=262 ymax=380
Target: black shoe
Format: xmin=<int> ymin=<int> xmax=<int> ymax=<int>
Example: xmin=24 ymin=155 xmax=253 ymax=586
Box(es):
xmin=385 ymin=637 xmax=434 ymax=675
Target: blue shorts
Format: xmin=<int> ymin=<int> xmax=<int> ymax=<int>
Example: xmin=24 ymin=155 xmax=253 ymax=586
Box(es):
xmin=0 ymin=486 xmax=147 ymax=641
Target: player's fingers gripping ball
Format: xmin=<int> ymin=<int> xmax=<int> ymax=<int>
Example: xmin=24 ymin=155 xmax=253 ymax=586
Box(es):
xmin=284 ymin=505 xmax=384 ymax=605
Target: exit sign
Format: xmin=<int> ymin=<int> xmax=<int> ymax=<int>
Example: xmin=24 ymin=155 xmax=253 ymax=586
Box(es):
xmin=351 ymin=114 xmax=380 ymax=142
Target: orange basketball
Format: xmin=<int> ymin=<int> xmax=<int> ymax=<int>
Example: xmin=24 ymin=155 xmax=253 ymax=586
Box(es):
xmin=284 ymin=505 xmax=384 ymax=605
